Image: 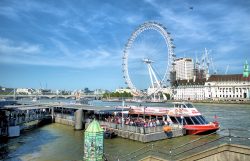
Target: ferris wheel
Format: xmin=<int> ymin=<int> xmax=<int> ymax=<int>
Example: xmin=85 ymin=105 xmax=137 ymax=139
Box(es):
xmin=122 ymin=21 xmax=176 ymax=97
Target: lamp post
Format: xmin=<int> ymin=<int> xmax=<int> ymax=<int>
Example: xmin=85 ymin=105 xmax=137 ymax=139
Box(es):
xmin=143 ymin=106 xmax=147 ymax=120
xmin=143 ymin=106 xmax=147 ymax=134
xmin=122 ymin=99 xmax=124 ymax=127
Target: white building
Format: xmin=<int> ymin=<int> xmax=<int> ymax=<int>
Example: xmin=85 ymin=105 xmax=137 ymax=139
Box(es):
xmin=204 ymin=74 xmax=250 ymax=100
xmin=16 ymin=88 xmax=33 ymax=95
xmin=94 ymin=89 xmax=107 ymax=95
xmin=115 ymin=88 xmax=132 ymax=94
xmin=174 ymin=58 xmax=194 ymax=80
xmin=172 ymin=74 xmax=250 ymax=101
xmin=173 ymin=79 xmax=206 ymax=100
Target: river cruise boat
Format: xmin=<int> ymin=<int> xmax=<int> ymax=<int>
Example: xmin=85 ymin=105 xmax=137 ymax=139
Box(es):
xmin=168 ymin=102 xmax=220 ymax=135
xmin=117 ymin=102 xmax=219 ymax=135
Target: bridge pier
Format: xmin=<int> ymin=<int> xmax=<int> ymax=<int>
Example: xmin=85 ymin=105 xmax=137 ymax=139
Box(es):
xmin=51 ymin=107 xmax=55 ymax=123
xmin=74 ymin=109 xmax=83 ymax=130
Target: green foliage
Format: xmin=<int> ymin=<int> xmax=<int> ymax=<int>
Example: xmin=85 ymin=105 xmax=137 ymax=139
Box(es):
xmin=164 ymin=93 xmax=171 ymax=100
xmin=102 ymin=91 xmax=133 ymax=98
xmin=0 ymin=91 xmax=11 ymax=95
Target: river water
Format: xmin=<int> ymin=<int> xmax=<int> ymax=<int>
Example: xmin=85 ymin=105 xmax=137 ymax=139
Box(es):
xmin=2 ymin=100 xmax=250 ymax=161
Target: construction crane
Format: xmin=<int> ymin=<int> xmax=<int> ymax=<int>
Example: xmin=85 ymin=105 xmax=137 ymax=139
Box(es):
xmin=210 ymin=57 xmax=217 ymax=74
xmin=200 ymin=48 xmax=217 ymax=77
xmin=225 ymin=65 xmax=229 ymax=74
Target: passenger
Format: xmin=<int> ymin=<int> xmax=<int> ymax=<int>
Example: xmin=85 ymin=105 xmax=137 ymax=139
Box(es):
xmin=152 ymin=121 xmax=156 ymax=127
xmin=156 ymin=119 xmax=160 ymax=126
xmin=164 ymin=120 xmax=169 ymax=125
xmin=149 ymin=121 xmax=153 ymax=127
xmin=130 ymin=120 xmax=134 ymax=126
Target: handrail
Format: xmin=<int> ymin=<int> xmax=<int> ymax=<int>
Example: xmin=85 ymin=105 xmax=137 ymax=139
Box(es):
xmin=172 ymin=136 xmax=226 ymax=157
xmin=170 ymin=128 xmax=250 ymax=158
xmin=125 ymin=149 xmax=151 ymax=161
xmin=170 ymin=130 xmax=219 ymax=152
xmin=113 ymin=128 xmax=250 ymax=161
xmin=119 ymin=144 xmax=151 ymax=159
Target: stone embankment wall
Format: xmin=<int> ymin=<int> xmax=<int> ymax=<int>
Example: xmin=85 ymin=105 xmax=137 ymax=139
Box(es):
xmin=55 ymin=117 xmax=74 ymax=126
xmin=114 ymin=128 xmax=184 ymax=143
xmin=178 ymin=143 xmax=250 ymax=161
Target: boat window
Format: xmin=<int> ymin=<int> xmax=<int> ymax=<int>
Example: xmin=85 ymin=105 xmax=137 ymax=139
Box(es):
xmin=181 ymin=117 xmax=187 ymax=125
xmin=130 ymin=114 xmax=138 ymax=118
xmin=200 ymin=116 xmax=209 ymax=124
xmin=174 ymin=104 xmax=180 ymax=108
xmin=184 ymin=117 xmax=194 ymax=125
xmin=191 ymin=116 xmax=201 ymax=125
xmin=170 ymin=116 xmax=178 ymax=124
xmin=157 ymin=116 xmax=163 ymax=120
xmin=139 ymin=114 xmax=144 ymax=118
xmin=196 ymin=115 xmax=205 ymax=124
xmin=175 ymin=117 xmax=183 ymax=124
xmin=151 ymin=115 xmax=156 ymax=119
xmin=186 ymin=103 xmax=194 ymax=108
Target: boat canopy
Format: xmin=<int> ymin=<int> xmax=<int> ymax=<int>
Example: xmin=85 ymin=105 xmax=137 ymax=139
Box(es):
xmin=94 ymin=109 xmax=129 ymax=114
xmin=129 ymin=106 xmax=168 ymax=116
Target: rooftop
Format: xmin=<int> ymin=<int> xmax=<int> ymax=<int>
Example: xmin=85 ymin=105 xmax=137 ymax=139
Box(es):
xmin=208 ymin=74 xmax=250 ymax=82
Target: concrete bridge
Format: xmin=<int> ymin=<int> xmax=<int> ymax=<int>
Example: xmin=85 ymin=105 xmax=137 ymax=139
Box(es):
xmin=0 ymin=94 xmax=103 ymax=100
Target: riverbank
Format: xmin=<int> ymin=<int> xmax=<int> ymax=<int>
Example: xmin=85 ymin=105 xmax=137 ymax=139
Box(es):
xmin=185 ymin=100 xmax=250 ymax=105
xmin=102 ymin=99 xmax=250 ymax=105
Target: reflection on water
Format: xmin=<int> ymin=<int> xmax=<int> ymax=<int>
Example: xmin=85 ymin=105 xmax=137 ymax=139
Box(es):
xmin=2 ymin=101 xmax=250 ymax=161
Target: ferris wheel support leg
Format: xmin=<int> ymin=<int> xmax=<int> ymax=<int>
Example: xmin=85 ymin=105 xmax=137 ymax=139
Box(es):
xmin=149 ymin=65 xmax=161 ymax=88
xmin=147 ymin=64 xmax=155 ymax=89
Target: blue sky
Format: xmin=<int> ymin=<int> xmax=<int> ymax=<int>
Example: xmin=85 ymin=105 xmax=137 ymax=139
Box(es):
xmin=0 ymin=0 xmax=249 ymax=91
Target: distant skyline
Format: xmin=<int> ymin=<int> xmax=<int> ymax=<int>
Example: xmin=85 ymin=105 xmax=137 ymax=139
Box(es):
xmin=0 ymin=0 xmax=249 ymax=90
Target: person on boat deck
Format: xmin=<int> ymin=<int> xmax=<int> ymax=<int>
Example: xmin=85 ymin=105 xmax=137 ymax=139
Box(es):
xmin=164 ymin=120 xmax=169 ymax=125
xmin=156 ymin=119 xmax=160 ymax=126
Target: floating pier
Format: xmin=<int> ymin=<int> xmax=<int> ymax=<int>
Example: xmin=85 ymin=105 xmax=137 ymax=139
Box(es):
xmin=1 ymin=102 xmax=186 ymax=142
xmin=86 ymin=121 xmax=185 ymax=143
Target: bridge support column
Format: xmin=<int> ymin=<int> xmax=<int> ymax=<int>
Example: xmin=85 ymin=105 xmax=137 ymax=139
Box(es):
xmin=51 ymin=107 xmax=55 ymax=123
xmin=74 ymin=109 xmax=83 ymax=130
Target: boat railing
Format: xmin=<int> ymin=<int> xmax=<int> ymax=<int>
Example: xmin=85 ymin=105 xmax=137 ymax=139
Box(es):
xmin=97 ymin=121 xmax=182 ymax=134
xmin=112 ymin=128 xmax=250 ymax=161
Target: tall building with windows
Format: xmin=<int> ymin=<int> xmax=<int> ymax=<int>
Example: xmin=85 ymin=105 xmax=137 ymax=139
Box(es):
xmin=204 ymin=74 xmax=250 ymax=100
xmin=172 ymin=79 xmax=206 ymax=100
xmin=174 ymin=58 xmax=194 ymax=80
xmin=243 ymin=60 xmax=249 ymax=77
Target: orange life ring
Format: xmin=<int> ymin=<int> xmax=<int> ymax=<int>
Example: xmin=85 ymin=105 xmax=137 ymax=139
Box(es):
xmin=163 ymin=126 xmax=172 ymax=132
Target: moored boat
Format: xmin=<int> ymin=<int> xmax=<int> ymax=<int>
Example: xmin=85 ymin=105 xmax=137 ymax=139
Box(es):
xmin=165 ymin=102 xmax=219 ymax=135
xmin=101 ymin=125 xmax=117 ymax=139
xmin=117 ymin=102 xmax=219 ymax=135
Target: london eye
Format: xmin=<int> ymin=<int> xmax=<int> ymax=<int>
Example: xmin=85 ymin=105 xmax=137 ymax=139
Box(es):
xmin=122 ymin=21 xmax=176 ymax=98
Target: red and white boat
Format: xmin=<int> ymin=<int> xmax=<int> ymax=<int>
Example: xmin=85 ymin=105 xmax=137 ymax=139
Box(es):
xmin=168 ymin=102 xmax=220 ymax=135
xmin=118 ymin=102 xmax=219 ymax=135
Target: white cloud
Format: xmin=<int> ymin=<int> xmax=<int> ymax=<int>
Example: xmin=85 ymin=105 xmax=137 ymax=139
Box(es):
xmin=0 ymin=6 xmax=20 ymax=20
xmin=0 ymin=38 xmax=41 ymax=55
xmin=0 ymin=37 xmax=121 ymax=69
xmin=125 ymin=15 xmax=143 ymax=24
xmin=60 ymin=20 xmax=88 ymax=33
